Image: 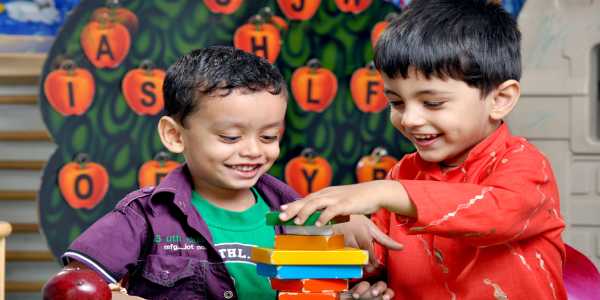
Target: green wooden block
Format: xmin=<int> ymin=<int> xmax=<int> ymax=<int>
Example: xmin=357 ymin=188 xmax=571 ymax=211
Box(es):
xmin=266 ymin=211 xmax=350 ymax=226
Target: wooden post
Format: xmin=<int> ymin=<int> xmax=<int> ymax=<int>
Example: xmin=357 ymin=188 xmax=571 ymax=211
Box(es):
xmin=0 ymin=222 xmax=12 ymax=300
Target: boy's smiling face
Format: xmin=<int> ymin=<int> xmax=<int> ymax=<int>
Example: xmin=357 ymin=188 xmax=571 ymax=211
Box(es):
xmin=176 ymin=89 xmax=287 ymax=194
xmin=383 ymin=68 xmax=501 ymax=167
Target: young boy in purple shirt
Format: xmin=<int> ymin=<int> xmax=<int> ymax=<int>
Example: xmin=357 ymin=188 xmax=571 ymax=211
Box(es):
xmin=51 ymin=46 xmax=393 ymax=299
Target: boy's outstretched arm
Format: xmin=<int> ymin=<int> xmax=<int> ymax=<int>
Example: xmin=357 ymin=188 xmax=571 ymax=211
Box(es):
xmin=279 ymin=180 xmax=416 ymax=226
xmin=279 ymin=180 xmax=410 ymax=265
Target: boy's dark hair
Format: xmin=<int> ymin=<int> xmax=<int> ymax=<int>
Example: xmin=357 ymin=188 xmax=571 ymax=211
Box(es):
xmin=374 ymin=0 xmax=521 ymax=96
xmin=163 ymin=46 xmax=287 ymax=126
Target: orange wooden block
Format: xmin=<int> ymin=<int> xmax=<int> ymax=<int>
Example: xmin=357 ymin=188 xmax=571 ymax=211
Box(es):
xmin=278 ymin=292 xmax=339 ymax=300
xmin=271 ymin=278 xmax=348 ymax=292
xmin=275 ymin=234 xmax=345 ymax=250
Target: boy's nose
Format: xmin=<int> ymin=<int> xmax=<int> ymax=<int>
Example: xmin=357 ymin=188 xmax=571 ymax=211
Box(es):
xmin=239 ymin=138 xmax=261 ymax=158
xmin=400 ymin=107 xmax=426 ymax=128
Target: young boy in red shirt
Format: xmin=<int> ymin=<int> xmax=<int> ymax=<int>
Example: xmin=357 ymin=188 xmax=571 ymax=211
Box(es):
xmin=280 ymin=0 xmax=567 ymax=299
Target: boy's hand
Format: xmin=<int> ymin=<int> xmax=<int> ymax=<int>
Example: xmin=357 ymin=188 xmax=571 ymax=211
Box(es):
xmin=334 ymin=215 xmax=402 ymax=269
xmin=348 ymin=281 xmax=394 ymax=300
xmin=280 ymin=180 xmax=414 ymax=226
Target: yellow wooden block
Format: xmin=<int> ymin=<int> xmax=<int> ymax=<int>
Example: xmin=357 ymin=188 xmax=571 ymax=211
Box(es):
xmin=275 ymin=234 xmax=345 ymax=250
xmin=251 ymin=247 xmax=368 ymax=265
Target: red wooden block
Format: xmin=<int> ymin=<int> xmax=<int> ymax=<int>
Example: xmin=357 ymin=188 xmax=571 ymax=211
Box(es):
xmin=271 ymin=278 xmax=349 ymax=292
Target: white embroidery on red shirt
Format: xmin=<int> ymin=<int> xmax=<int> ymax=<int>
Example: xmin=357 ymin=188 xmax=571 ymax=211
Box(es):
xmin=483 ymin=278 xmax=508 ymax=300
xmin=536 ymin=251 xmax=558 ymax=300
xmin=444 ymin=282 xmax=457 ymax=300
xmin=508 ymin=160 xmax=549 ymax=242
xmin=505 ymin=244 xmax=532 ymax=271
xmin=412 ymin=187 xmax=494 ymax=231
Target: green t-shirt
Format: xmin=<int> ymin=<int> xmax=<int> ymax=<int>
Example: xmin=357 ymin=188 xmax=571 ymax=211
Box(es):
xmin=191 ymin=188 xmax=276 ymax=300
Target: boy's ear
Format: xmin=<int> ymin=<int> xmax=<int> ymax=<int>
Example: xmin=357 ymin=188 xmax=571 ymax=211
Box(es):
xmin=158 ymin=116 xmax=185 ymax=153
xmin=489 ymin=79 xmax=520 ymax=121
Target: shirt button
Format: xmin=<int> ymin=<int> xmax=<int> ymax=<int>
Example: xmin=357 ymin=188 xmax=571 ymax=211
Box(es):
xmin=160 ymin=270 xmax=169 ymax=280
xmin=223 ymin=290 xmax=233 ymax=299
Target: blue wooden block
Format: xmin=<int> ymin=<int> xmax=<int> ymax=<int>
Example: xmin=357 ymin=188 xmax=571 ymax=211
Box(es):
xmin=256 ymin=264 xmax=363 ymax=279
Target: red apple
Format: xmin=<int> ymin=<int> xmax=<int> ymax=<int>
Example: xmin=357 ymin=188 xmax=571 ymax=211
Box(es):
xmin=43 ymin=268 xmax=111 ymax=300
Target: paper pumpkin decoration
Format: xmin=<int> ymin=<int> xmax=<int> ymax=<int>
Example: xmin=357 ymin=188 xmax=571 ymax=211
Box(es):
xmin=203 ymin=0 xmax=244 ymax=14
xmin=285 ymin=148 xmax=333 ymax=196
xmin=335 ymin=0 xmax=373 ymax=14
xmin=44 ymin=60 xmax=96 ymax=116
xmin=234 ymin=15 xmax=282 ymax=64
xmin=80 ymin=17 xmax=131 ymax=68
xmin=370 ymin=13 xmax=397 ymax=48
xmin=91 ymin=1 xmax=139 ymax=33
xmin=291 ymin=59 xmax=338 ymax=113
xmin=122 ymin=60 xmax=166 ymax=116
xmin=355 ymin=147 xmax=398 ymax=182
xmin=58 ymin=153 xmax=110 ymax=210
xmin=350 ymin=62 xmax=387 ymax=113
xmin=138 ymin=152 xmax=180 ymax=188
xmin=277 ymin=0 xmax=321 ymax=20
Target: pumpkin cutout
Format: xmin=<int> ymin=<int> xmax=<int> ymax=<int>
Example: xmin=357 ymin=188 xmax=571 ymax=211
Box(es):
xmin=285 ymin=148 xmax=333 ymax=196
xmin=350 ymin=62 xmax=388 ymax=113
xmin=277 ymin=0 xmax=321 ymax=20
xmin=122 ymin=60 xmax=166 ymax=116
xmin=291 ymin=59 xmax=338 ymax=113
xmin=44 ymin=60 xmax=96 ymax=116
xmin=260 ymin=6 xmax=289 ymax=31
xmin=203 ymin=0 xmax=244 ymax=15
xmin=233 ymin=15 xmax=281 ymax=64
xmin=371 ymin=20 xmax=388 ymax=48
xmin=335 ymin=0 xmax=373 ymax=14
xmin=356 ymin=147 xmax=397 ymax=182
xmin=371 ymin=13 xmax=397 ymax=48
xmin=138 ymin=152 xmax=180 ymax=188
xmin=59 ymin=153 xmax=110 ymax=210
xmin=80 ymin=17 xmax=131 ymax=69
xmin=91 ymin=0 xmax=139 ymax=33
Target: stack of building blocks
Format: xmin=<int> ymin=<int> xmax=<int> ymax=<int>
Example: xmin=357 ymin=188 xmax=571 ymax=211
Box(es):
xmin=251 ymin=211 xmax=368 ymax=299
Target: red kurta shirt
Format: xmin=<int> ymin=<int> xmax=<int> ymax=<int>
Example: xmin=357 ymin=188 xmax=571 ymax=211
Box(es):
xmin=372 ymin=124 xmax=567 ymax=299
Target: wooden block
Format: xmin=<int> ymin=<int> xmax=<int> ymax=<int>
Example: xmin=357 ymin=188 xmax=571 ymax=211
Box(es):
xmin=257 ymin=264 xmax=363 ymax=279
xmin=275 ymin=234 xmax=345 ymax=250
xmin=252 ymin=247 xmax=368 ymax=265
xmin=266 ymin=211 xmax=350 ymax=226
xmin=271 ymin=279 xmax=348 ymax=293
xmin=283 ymin=225 xmax=334 ymax=236
xmin=278 ymin=292 xmax=338 ymax=300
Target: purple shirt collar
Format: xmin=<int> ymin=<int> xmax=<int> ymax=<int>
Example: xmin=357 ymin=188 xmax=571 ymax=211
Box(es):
xmin=146 ymin=164 xmax=299 ymax=238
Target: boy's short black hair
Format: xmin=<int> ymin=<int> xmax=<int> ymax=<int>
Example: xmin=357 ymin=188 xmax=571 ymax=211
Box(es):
xmin=374 ymin=0 xmax=521 ymax=96
xmin=163 ymin=46 xmax=287 ymax=126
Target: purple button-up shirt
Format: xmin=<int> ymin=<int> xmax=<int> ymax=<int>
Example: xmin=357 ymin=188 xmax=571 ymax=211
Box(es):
xmin=62 ymin=165 xmax=299 ymax=300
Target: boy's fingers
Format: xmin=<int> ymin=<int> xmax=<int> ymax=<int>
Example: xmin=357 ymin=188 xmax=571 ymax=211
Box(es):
xmin=317 ymin=205 xmax=343 ymax=226
xmin=279 ymin=199 xmax=306 ymax=221
xmin=367 ymin=220 xmax=403 ymax=250
xmin=350 ymin=281 xmax=371 ymax=298
xmin=382 ymin=288 xmax=395 ymax=300
xmin=369 ymin=281 xmax=387 ymax=297
xmin=294 ymin=196 xmax=328 ymax=225
xmin=366 ymin=239 xmax=380 ymax=270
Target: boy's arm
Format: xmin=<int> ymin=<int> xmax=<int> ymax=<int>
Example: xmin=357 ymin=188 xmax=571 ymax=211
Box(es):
xmin=62 ymin=191 xmax=150 ymax=283
xmin=397 ymin=151 xmax=564 ymax=247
